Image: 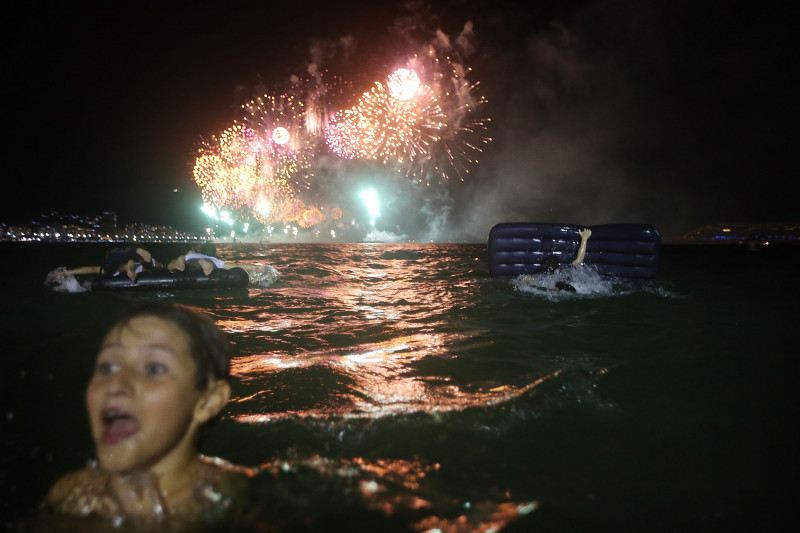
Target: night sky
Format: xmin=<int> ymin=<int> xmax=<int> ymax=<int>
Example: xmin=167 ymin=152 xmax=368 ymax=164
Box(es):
xmin=3 ymin=0 xmax=794 ymax=240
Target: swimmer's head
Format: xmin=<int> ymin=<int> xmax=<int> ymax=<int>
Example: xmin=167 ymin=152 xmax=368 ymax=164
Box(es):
xmin=87 ymin=303 xmax=231 ymax=474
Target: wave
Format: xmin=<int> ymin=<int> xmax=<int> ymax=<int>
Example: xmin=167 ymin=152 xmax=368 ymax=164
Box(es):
xmin=248 ymin=264 xmax=281 ymax=288
xmin=511 ymin=265 xmax=673 ymax=299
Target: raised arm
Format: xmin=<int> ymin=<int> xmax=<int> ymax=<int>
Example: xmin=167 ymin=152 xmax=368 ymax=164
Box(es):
xmin=571 ymin=228 xmax=592 ymax=265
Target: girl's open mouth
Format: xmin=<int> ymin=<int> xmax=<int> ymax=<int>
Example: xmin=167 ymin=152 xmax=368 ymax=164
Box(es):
xmin=100 ymin=408 xmax=140 ymax=444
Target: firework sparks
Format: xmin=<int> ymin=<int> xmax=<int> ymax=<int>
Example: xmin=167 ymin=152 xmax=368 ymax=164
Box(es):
xmin=193 ymin=126 xmax=261 ymax=211
xmin=272 ymin=126 xmax=290 ymax=145
xmin=240 ymin=93 xmax=310 ymax=191
xmin=325 ymin=58 xmax=490 ymax=183
xmin=387 ymin=68 xmax=421 ymax=100
xmin=325 ymin=72 xmax=445 ymax=167
xmin=397 ymin=51 xmax=492 ymax=182
xmin=193 ymin=124 xmax=300 ymax=225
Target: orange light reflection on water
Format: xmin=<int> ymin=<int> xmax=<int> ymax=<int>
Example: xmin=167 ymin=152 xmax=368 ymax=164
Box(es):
xmin=257 ymin=455 xmax=537 ymax=532
xmin=216 ymin=251 xmax=564 ymax=422
xmin=192 ymin=254 xmax=545 ymax=530
xmin=229 ymin=332 xmax=560 ymax=422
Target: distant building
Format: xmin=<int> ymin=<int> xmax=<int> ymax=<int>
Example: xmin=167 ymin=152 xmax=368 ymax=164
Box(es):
xmin=0 ymin=210 xmax=201 ymax=243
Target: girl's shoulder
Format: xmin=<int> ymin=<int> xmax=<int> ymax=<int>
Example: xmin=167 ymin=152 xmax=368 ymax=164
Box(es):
xmin=43 ymin=466 xmax=121 ymax=516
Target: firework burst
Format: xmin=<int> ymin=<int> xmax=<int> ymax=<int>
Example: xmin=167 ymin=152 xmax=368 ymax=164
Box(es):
xmin=193 ymin=126 xmax=261 ymax=211
xmin=193 ymin=124 xmax=299 ymax=225
xmin=324 ymin=54 xmax=490 ymax=183
xmin=325 ymin=77 xmax=445 ymax=168
xmin=240 ymin=93 xmax=312 ymax=192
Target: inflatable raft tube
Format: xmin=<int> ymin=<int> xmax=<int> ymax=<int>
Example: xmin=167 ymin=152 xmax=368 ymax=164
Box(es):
xmin=91 ymin=267 xmax=250 ymax=291
xmin=488 ymin=223 xmax=661 ymax=279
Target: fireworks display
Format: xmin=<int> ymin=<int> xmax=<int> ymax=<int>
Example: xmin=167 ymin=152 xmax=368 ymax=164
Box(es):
xmin=192 ymin=41 xmax=491 ymax=236
xmin=326 ymin=53 xmax=491 ymax=184
xmin=324 ymin=77 xmax=446 ymax=169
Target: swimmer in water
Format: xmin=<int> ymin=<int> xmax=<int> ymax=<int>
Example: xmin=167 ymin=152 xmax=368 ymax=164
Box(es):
xmin=538 ymin=228 xmax=592 ymax=292
xmin=41 ymin=302 xmax=253 ymax=528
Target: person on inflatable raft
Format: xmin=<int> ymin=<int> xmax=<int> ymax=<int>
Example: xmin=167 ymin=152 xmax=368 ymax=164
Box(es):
xmin=166 ymin=243 xmax=261 ymax=277
xmin=63 ymin=247 xmax=163 ymax=282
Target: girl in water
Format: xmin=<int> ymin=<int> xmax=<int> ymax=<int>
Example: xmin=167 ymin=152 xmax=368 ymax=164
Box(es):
xmin=41 ymin=302 xmax=253 ymax=529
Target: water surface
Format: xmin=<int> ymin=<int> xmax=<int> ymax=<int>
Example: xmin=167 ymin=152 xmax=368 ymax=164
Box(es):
xmin=1 ymin=242 xmax=797 ymax=531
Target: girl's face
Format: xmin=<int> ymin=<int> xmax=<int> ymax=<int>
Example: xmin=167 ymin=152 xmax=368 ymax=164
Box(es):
xmin=86 ymin=315 xmax=205 ymax=475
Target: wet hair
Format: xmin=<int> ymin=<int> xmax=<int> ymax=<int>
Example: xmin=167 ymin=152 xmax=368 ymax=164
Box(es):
xmin=199 ymin=242 xmax=217 ymax=257
xmin=109 ymin=302 xmax=229 ymax=389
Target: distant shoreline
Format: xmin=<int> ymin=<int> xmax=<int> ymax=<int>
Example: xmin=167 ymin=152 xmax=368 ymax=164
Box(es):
xmin=2 ymin=213 xmax=799 ymax=246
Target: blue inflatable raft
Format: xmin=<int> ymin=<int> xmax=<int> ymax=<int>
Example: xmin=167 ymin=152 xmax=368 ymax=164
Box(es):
xmin=488 ymin=223 xmax=661 ymax=280
xmin=91 ymin=267 xmax=250 ymax=291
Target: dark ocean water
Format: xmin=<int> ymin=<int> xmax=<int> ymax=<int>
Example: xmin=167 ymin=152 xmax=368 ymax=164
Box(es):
xmin=1 ymin=242 xmax=798 ymax=531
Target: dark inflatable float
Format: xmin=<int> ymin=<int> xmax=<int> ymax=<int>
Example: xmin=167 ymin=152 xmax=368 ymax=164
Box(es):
xmin=91 ymin=267 xmax=250 ymax=291
xmin=488 ymin=223 xmax=661 ymax=279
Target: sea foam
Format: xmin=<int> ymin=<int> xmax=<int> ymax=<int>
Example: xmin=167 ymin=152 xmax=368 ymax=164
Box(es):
xmin=44 ymin=267 xmax=89 ymax=293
